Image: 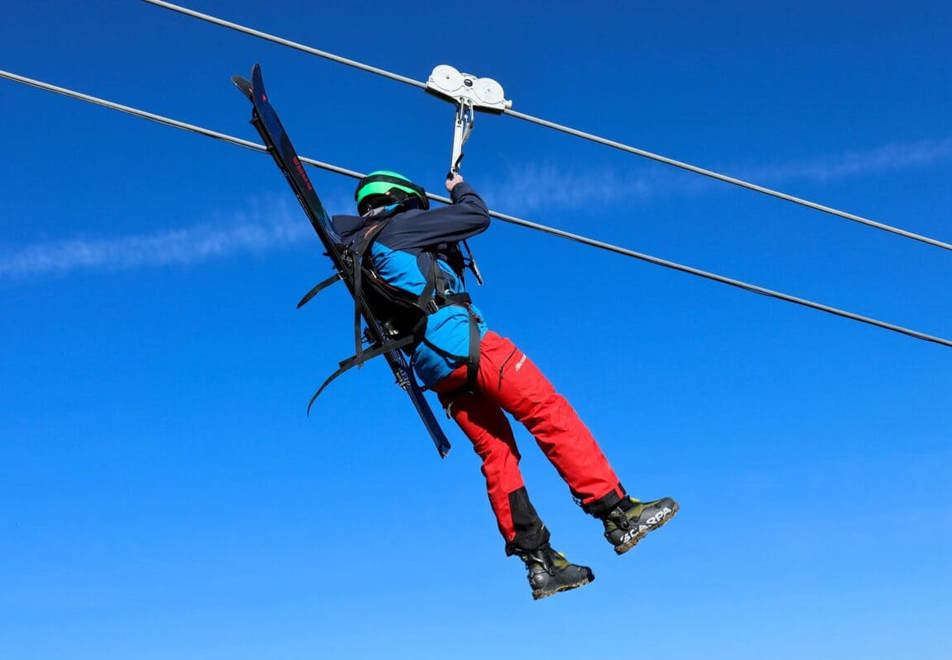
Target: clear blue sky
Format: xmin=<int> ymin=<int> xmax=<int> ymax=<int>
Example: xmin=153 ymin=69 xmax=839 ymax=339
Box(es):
xmin=2 ymin=1 xmax=951 ymax=659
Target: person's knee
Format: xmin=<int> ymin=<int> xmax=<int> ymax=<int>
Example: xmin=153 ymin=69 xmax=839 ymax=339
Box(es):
xmin=476 ymin=434 xmax=521 ymax=465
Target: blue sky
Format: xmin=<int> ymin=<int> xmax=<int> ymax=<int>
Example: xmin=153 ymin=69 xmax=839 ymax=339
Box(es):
xmin=1 ymin=1 xmax=950 ymax=659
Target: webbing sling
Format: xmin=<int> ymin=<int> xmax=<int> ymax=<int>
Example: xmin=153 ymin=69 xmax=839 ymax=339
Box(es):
xmin=306 ymin=334 xmax=416 ymax=414
xmin=296 ymin=272 xmax=342 ymax=309
xmin=350 ymin=221 xmax=390 ymax=357
xmin=303 ymin=218 xmax=400 ymax=411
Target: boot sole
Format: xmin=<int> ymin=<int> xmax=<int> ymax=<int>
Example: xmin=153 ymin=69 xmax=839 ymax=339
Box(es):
xmin=613 ymin=501 xmax=679 ymax=555
xmin=531 ymin=570 xmax=595 ymax=600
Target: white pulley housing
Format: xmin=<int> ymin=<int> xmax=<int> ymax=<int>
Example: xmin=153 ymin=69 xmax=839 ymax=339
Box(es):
xmin=426 ymin=64 xmax=511 ymax=112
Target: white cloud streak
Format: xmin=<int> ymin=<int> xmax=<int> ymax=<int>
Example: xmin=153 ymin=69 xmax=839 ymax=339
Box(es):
xmin=483 ymin=137 xmax=952 ymax=214
xmin=484 ymin=163 xmax=658 ymax=215
xmin=2 ymin=138 xmax=949 ymax=281
xmin=740 ymin=137 xmax=952 ymax=184
xmin=0 ymin=199 xmax=311 ymax=280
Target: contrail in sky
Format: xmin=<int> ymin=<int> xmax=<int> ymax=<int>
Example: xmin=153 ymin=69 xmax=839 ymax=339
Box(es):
xmin=740 ymin=137 xmax=952 ymax=183
xmin=2 ymin=138 xmax=949 ymax=280
xmin=487 ymin=137 xmax=952 ymax=214
xmin=0 ymin=202 xmax=309 ymax=280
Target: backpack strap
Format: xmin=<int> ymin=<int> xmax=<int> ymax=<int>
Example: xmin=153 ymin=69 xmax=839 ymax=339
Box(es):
xmin=306 ymin=216 xmax=481 ymax=404
xmin=350 ymin=218 xmax=396 ymax=357
xmin=296 ymin=272 xmax=343 ymax=308
xmin=307 ymin=216 xmax=418 ymax=410
xmin=417 ymin=254 xmax=482 ymax=393
xmin=307 ymin=334 xmax=416 ymax=415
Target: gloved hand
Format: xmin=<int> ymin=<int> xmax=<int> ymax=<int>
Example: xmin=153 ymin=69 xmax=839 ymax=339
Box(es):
xmin=445 ymin=172 xmax=464 ymax=192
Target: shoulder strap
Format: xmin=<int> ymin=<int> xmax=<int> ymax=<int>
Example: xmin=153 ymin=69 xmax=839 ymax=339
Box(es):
xmin=417 ymin=250 xmax=482 ymax=393
xmin=350 ymin=218 xmax=395 ymax=356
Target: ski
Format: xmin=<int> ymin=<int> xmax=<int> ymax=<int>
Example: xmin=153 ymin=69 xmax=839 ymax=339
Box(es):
xmin=234 ymin=64 xmax=451 ymax=457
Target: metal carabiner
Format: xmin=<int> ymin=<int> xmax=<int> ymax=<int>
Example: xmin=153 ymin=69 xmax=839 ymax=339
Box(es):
xmin=450 ymin=99 xmax=475 ymax=176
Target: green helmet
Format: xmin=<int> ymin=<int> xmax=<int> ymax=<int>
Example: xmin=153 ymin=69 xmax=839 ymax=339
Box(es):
xmin=354 ymin=170 xmax=429 ymax=215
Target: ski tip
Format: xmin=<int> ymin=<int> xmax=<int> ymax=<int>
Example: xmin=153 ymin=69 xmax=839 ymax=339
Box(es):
xmin=231 ymin=75 xmax=253 ymax=99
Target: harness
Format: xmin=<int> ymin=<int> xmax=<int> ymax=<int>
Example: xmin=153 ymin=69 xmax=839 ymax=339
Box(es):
xmin=301 ymin=211 xmax=482 ymax=411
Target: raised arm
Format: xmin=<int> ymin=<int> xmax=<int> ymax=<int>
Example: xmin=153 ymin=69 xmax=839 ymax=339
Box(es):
xmin=385 ymin=175 xmax=490 ymax=248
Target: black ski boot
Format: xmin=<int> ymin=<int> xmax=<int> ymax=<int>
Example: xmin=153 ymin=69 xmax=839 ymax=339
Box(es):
xmin=602 ymin=496 xmax=679 ymax=555
xmin=515 ymin=544 xmax=594 ymax=600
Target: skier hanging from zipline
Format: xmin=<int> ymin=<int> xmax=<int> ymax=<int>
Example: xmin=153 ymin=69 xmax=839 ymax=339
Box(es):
xmin=331 ymin=169 xmax=679 ymax=599
xmin=233 ymin=65 xmax=677 ymax=600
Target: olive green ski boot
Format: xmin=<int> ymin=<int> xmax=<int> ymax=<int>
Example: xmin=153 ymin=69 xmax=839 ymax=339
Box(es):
xmin=515 ymin=544 xmax=594 ymax=600
xmin=602 ymin=497 xmax=679 ymax=555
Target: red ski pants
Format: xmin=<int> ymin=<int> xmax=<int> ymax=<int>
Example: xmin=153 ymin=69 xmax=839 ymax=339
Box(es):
xmin=433 ymin=331 xmax=626 ymax=554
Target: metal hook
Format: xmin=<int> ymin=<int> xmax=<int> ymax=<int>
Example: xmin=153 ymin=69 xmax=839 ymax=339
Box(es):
xmin=450 ymin=99 xmax=475 ymax=175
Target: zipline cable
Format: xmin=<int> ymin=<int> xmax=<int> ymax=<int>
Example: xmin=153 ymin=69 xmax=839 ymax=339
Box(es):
xmin=0 ymin=70 xmax=361 ymax=176
xmin=2 ymin=68 xmax=949 ymax=349
xmin=141 ymin=0 xmax=952 ymax=253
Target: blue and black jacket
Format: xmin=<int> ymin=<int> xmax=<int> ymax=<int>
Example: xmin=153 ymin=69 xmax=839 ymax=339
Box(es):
xmin=332 ymin=182 xmax=491 ymax=387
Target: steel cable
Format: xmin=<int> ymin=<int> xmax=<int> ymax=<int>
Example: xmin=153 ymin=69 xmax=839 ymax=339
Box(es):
xmin=2 ymin=68 xmax=949 ymax=349
xmin=141 ymin=0 xmax=952 ymax=253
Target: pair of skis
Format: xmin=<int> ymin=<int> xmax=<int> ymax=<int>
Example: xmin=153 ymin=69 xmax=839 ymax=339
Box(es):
xmin=233 ymin=64 xmax=451 ymax=457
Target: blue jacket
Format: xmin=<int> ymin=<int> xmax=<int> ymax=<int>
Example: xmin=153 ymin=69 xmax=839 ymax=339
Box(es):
xmin=332 ymin=182 xmax=491 ymax=387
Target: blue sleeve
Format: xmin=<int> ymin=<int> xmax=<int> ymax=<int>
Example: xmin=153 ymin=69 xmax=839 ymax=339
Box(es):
xmin=382 ymin=182 xmax=490 ymax=249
